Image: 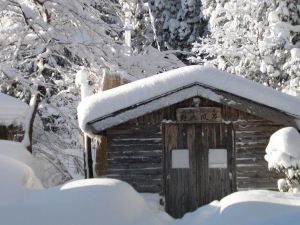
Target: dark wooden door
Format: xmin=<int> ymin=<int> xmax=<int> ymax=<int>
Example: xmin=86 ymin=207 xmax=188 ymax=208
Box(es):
xmin=163 ymin=122 xmax=235 ymax=218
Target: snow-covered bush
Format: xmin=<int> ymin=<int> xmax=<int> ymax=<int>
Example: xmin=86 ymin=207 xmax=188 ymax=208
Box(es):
xmin=265 ymin=127 xmax=300 ymax=192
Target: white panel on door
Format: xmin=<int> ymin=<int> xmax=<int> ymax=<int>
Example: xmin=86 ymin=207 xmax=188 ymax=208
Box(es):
xmin=172 ymin=149 xmax=189 ymax=169
xmin=209 ymin=149 xmax=227 ymax=168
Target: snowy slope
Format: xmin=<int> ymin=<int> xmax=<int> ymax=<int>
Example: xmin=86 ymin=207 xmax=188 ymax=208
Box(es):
xmin=0 ymin=93 xmax=29 ymax=126
xmin=78 ymin=66 xmax=300 ymax=135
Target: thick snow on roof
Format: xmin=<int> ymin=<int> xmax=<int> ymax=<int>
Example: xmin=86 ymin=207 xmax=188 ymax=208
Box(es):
xmin=78 ymin=66 xmax=300 ymax=135
xmin=0 ymin=93 xmax=29 ymax=126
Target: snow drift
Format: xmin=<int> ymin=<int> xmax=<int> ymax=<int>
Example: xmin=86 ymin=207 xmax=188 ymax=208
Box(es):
xmin=0 ymin=178 xmax=170 ymax=225
xmin=173 ymin=190 xmax=300 ymax=225
xmin=0 ymin=140 xmax=42 ymax=203
xmin=0 ymin=140 xmax=38 ymax=169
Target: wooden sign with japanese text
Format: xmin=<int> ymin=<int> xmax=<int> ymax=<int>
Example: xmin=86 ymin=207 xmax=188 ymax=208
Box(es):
xmin=176 ymin=107 xmax=222 ymax=122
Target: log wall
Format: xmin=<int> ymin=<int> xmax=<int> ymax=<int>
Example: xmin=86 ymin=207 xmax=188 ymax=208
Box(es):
xmin=0 ymin=125 xmax=23 ymax=141
xmin=101 ymin=97 xmax=285 ymax=192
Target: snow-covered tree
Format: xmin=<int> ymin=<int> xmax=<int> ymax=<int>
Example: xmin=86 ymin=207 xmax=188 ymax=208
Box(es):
xmin=265 ymin=127 xmax=300 ymax=193
xmin=119 ymin=0 xmax=154 ymax=53
xmin=0 ymin=0 xmax=125 ymax=185
xmin=190 ymin=0 xmax=300 ymax=90
xmin=147 ymin=0 xmax=206 ymax=51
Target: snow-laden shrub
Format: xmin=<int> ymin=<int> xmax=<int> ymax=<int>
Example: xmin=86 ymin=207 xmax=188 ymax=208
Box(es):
xmin=265 ymin=127 xmax=300 ymax=192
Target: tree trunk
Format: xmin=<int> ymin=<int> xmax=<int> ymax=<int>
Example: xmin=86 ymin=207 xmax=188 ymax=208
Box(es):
xmin=22 ymin=93 xmax=39 ymax=153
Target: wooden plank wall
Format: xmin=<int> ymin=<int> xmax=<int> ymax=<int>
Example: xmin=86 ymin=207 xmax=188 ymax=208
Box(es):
xmin=106 ymin=124 xmax=162 ymax=192
xmin=104 ymin=97 xmax=285 ymax=192
xmin=105 ymin=100 xmax=193 ymax=192
xmin=234 ymin=118 xmax=283 ymax=190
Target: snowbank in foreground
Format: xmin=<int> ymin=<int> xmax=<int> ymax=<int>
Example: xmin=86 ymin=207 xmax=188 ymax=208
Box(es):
xmin=0 ymin=155 xmax=42 ymax=203
xmin=0 ymin=140 xmax=38 ymax=169
xmin=0 ymin=140 xmax=42 ymax=203
xmin=0 ymin=178 xmax=170 ymax=225
xmin=173 ymin=190 xmax=300 ymax=225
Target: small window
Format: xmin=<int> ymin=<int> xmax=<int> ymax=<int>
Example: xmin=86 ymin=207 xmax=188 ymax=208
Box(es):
xmin=209 ymin=149 xmax=227 ymax=168
xmin=172 ymin=149 xmax=189 ymax=169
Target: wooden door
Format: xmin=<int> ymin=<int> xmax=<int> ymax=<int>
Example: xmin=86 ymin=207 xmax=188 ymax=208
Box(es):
xmin=163 ymin=122 xmax=235 ymax=218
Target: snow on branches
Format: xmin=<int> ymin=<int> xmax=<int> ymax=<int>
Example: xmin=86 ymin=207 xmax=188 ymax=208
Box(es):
xmin=147 ymin=0 xmax=206 ymax=51
xmin=0 ymin=0 xmax=125 ymax=185
xmin=190 ymin=0 xmax=300 ymax=91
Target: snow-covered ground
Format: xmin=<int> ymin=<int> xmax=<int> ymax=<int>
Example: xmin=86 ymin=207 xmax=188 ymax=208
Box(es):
xmin=0 ymin=179 xmax=170 ymax=225
xmin=1 ymin=140 xmax=300 ymax=225
xmin=173 ymin=191 xmax=300 ymax=225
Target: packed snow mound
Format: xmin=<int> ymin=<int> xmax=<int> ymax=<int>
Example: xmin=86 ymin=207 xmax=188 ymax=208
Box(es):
xmin=173 ymin=190 xmax=300 ymax=225
xmin=0 ymin=141 xmax=42 ymax=195
xmin=0 ymin=140 xmax=37 ymax=169
xmin=265 ymin=127 xmax=300 ymax=168
xmin=0 ymin=155 xmax=42 ymax=203
xmin=78 ymin=65 xmax=300 ymax=136
xmin=0 ymin=178 xmax=170 ymax=225
xmin=0 ymin=92 xmax=29 ymax=126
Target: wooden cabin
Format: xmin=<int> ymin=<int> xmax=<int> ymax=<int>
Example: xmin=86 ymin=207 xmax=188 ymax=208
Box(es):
xmin=78 ymin=66 xmax=300 ymax=218
xmin=0 ymin=93 xmax=29 ymax=142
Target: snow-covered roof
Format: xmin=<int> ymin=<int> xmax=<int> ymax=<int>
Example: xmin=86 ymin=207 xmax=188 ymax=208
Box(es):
xmin=0 ymin=93 xmax=29 ymax=127
xmin=78 ymin=66 xmax=300 ymax=136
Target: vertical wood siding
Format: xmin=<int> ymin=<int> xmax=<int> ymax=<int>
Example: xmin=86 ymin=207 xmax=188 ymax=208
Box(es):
xmin=163 ymin=122 xmax=234 ymax=218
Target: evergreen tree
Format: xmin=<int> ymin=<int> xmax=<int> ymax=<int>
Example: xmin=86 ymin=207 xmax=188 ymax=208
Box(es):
xmin=147 ymin=0 xmax=206 ymax=51
xmin=191 ymin=0 xmax=300 ymax=90
xmin=119 ymin=0 xmax=154 ymax=53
